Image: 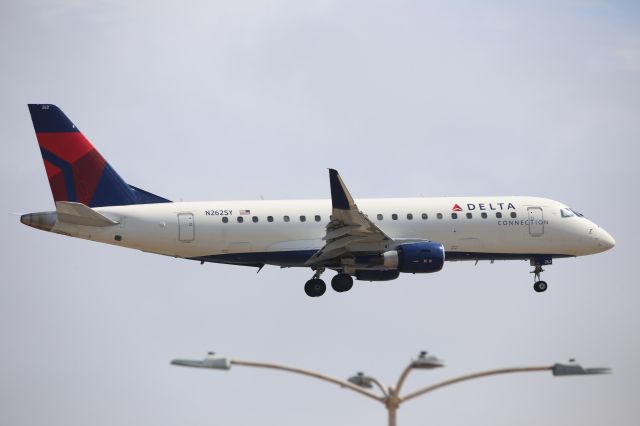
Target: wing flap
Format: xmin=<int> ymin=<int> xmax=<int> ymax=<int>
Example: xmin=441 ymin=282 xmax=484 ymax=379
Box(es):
xmin=323 ymin=225 xmax=360 ymax=241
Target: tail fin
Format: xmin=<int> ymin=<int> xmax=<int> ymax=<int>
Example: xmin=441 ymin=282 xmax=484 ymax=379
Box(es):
xmin=28 ymin=104 xmax=170 ymax=207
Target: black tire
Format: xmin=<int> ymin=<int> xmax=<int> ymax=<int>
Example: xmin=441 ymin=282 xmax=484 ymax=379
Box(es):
xmin=533 ymin=280 xmax=548 ymax=293
xmin=331 ymin=273 xmax=354 ymax=293
xmin=304 ymin=279 xmax=326 ymax=297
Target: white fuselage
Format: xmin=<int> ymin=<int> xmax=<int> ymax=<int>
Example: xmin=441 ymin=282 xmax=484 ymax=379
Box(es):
xmin=45 ymin=196 xmax=615 ymax=266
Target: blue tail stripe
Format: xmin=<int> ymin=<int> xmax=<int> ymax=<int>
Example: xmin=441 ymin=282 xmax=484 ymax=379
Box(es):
xmin=129 ymin=185 xmax=172 ymax=204
xmin=39 ymin=148 xmax=77 ymax=202
xmin=89 ymin=163 xmax=138 ymax=207
xmin=29 ymin=104 xmax=79 ymax=133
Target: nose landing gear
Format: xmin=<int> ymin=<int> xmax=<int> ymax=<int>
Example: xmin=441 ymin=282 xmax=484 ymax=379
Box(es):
xmin=530 ymin=257 xmax=552 ymax=293
xmin=531 ymin=265 xmax=548 ymax=293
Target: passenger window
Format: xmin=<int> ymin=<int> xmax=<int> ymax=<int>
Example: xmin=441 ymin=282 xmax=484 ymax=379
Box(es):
xmin=300 ymin=215 xmax=306 ymax=222
xmin=510 ymin=212 xmax=517 ymax=218
xmin=284 ymin=215 xmax=290 ymax=222
xmin=421 ymin=213 xmax=428 ymax=220
xmin=252 ymin=216 xmax=259 ymax=223
xmin=437 ymin=213 xmax=443 ymax=219
xmin=451 ymin=213 xmax=458 ymax=219
xmin=237 ymin=216 xmax=244 ymax=223
xmin=392 ymin=214 xmax=398 ymax=220
xmin=496 ymin=212 xmax=502 ymax=218
xmin=222 ymin=217 xmax=228 ymax=223
xmin=481 ymin=212 xmax=487 ymax=219
xmin=267 ymin=216 xmax=274 ymax=222
xmin=407 ymin=213 xmax=413 ymax=220
xmin=466 ymin=213 xmax=472 ymax=219
xmin=315 ymin=215 xmax=321 ymax=222
xmin=377 ymin=214 xmax=383 ymax=220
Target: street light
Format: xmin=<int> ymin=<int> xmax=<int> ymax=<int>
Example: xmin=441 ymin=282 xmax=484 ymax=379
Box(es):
xmin=348 ymin=372 xmax=374 ymax=388
xmin=410 ymin=351 xmax=444 ymax=369
xmin=171 ymin=351 xmax=610 ymax=426
xmin=171 ymin=352 xmax=231 ymax=370
xmin=552 ymin=358 xmax=611 ymax=376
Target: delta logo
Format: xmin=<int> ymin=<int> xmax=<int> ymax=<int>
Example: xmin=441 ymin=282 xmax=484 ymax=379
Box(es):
xmin=452 ymin=202 xmax=516 ymax=211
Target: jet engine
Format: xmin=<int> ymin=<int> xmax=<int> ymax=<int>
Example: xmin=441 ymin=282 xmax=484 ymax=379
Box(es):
xmin=382 ymin=241 xmax=445 ymax=273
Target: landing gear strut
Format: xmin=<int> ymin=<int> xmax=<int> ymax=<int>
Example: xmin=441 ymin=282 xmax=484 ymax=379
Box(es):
xmin=531 ymin=265 xmax=548 ymax=293
xmin=304 ymin=268 xmax=326 ymax=297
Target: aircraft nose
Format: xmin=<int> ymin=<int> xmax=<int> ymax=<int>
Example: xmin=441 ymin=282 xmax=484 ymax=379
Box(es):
xmin=595 ymin=227 xmax=615 ymax=251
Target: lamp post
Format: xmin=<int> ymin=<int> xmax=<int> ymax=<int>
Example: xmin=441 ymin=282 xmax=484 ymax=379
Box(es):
xmin=171 ymin=351 xmax=610 ymax=426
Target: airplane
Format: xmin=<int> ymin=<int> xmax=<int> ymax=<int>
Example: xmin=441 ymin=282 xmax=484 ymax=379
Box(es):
xmin=20 ymin=104 xmax=616 ymax=297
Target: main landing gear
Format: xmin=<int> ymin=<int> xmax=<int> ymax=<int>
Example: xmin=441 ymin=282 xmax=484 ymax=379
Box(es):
xmin=331 ymin=273 xmax=354 ymax=293
xmin=304 ymin=278 xmax=326 ymax=297
xmin=304 ymin=269 xmax=354 ymax=297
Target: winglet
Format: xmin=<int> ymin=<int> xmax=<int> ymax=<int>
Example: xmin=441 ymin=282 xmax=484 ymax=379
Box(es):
xmin=329 ymin=168 xmax=353 ymax=210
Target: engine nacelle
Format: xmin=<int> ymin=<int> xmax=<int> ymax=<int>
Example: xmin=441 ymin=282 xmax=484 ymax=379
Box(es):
xmin=383 ymin=242 xmax=445 ymax=273
xmin=355 ymin=270 xmax=401 ymax=281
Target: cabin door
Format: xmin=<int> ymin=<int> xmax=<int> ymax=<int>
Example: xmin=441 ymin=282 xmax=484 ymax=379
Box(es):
xmin=527 ymin=207 xmax=544 ymax=237
xmin=178 ymin=213 xmax=195 ymax=242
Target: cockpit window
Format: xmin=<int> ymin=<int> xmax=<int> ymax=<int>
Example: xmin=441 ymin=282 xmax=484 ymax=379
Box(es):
xmin=561 ymin=208 xmax=585 ymax=218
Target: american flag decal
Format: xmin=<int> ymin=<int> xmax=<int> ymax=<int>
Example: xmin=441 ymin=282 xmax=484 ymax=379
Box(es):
xmin=239 ymin=209 xmax=251 ymax=215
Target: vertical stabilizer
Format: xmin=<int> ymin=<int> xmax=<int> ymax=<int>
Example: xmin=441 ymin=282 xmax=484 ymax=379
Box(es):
xmin=28 ymin=104 xmax=170 ymax=207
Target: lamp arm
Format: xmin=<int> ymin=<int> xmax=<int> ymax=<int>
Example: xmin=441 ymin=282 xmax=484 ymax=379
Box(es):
xmin=401 ymin=366 xmax=553 ymax=404
xmin=231 ymin=359 xmax=385 ymax=403
xmin=393 ymin=365 xmax=414 ymax=397
xmin=368 ymin=377 xmax=390 ymax=398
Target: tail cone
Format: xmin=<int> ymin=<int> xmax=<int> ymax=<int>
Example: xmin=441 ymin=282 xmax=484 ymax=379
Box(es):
xmin=20 ymin=211 xmax=57 ymax=231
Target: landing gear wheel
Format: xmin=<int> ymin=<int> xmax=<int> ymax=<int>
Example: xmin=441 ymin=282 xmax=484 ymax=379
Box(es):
xmin=304 ymin=279 xmax=326 ymax=297
xmin=533 ymin=280 xmax=548 ymax=293
xmin=331 ymin=273 xmax=354 ymax=293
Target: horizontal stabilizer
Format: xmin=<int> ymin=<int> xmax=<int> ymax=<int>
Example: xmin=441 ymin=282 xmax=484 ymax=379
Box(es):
xmin=56 ymin=201 xmax=119 ymax=227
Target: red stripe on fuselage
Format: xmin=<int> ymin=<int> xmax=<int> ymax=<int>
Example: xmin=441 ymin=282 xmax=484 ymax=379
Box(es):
xmin=36 ymin=132 xmax=95 ymax=163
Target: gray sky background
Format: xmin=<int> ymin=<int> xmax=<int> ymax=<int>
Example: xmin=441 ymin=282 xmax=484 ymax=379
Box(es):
xmin=1 ymin=0 xmax=639 ymax=425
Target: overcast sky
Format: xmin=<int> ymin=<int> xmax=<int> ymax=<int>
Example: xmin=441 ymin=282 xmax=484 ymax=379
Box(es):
xmin=1 ymin=1 xmax=639 ymax=425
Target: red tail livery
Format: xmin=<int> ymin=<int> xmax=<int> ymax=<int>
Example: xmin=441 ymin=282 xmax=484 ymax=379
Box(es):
xmin=28 ymin=104 xmax=170 ymax=207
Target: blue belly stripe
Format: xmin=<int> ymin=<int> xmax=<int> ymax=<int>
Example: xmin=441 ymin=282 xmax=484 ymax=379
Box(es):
xmin=190 ymin=250 xmax=572 ymax=268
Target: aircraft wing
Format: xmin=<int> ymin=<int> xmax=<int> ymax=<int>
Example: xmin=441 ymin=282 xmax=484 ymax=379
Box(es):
xmin=305 ymin=169 xmax=392 ymax=266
